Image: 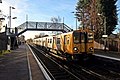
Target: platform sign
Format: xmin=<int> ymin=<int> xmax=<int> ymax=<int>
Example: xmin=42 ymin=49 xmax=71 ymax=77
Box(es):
xmin=0 ymin=0 xmax=2 ymax=3
xmin=6 ymin=28 xmax=11 ymax=35
xmin=102 ymin=35 xmax=108 ymax=38
xmin=7 ymin=45 xmax=10 ymax=50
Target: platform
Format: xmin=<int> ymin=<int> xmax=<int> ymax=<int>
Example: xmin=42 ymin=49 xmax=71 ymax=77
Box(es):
xmin=94 ymin=49 xmax=120 ymax=61
xmin=0 ymin=44 xmax=46 ymax=80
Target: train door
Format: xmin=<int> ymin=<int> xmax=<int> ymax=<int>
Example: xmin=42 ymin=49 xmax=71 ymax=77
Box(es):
xmin=64 ymin=35 xmax=71 ymax=53
xmin=45 ymin=38 xmax=48 ymax=47
xmin=64 ymin=35 xmax=67 ymax=52
xmin=52 ymin=37 xmax=54 ymax=49
xmin=56 ymin=37 xmax=61 ymax=50
xmin=80 ymin=32 xmax=86 ymax=52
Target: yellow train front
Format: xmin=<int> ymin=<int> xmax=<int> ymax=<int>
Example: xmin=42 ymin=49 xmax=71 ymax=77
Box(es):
xmin=54 ymin=29 xmax=94 ymax=61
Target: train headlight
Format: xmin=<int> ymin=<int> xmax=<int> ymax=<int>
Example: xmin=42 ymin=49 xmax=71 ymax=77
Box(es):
xmin=73 ymin=47 xmax=78 ymax=51
xmin=89 ymin=47 xmax=93 ymax=51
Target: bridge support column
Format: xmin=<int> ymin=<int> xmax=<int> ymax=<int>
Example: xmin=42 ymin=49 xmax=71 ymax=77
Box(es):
xmin=15 ymin=27 xmax=18 ymax=35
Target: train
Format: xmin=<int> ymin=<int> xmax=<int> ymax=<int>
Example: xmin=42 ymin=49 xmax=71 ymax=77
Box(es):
xmin=33 ymin=29 xmax=94 ymax=61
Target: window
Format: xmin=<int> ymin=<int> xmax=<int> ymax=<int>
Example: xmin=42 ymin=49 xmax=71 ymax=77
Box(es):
xmin=64 ymin=36 xmax=67 ymax=44
xmin=81 ymin=33 xmax=85 ymax=43
xmin=48 ymin=39 xmax=49 ymax=43
xmin=88 ymin=33 xmax=93 ymax=42
xmin=57 ymin=38 xmax=60 ymax=44
xmin=67 ymin=37 xmax=69 ymax=44
xmin=67 ymin=40 xmax=69 ymax=44
xmin=73 ymin=32 xmax=80 ymax=43
xmin=50 ymin=39 xmax=52 ymax=43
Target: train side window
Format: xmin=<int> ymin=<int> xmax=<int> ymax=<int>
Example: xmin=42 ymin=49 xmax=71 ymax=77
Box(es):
xmin=57 ymin=38 xmax=60 ymax=44
xmin=67 ymin=37 xmax=69 ymax=44
xmin=40 ymin=40 xmax=41 ymax=44
xmin=64 ymin=36 xmax=67 ymax=44
xmin=48 ymin=39 xmax=49 ymax=43
xmin=36 ymin=40 xmax=38 ymax=44
xmin=50 ymin=39 xmax=52 ymax=43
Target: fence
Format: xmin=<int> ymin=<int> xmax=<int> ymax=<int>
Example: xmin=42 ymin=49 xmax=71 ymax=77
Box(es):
xmin=94 ymin=38 xmax=119 ymax=52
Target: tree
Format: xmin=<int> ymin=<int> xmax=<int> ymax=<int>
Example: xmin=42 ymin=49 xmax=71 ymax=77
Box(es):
xmin=76 ymin=0 xmax=90 ymax=29
xmin=76 ymin=0 xmax=118 ymax=39
xmin=101 ymin=0 xmax=117 ymax=36
xmin=50 ymin=16 xmax=62 ymax=35
xmin=26 ymin=38 xmax=33 ymax=43
xmin=51 ymin=16 xmax=61 ymax=23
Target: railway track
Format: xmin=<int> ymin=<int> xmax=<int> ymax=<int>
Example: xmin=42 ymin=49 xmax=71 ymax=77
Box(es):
xmin=64 ymin=55 xmax=120 ymax=80
xmin=44 ymin=47 xmax=120 ymax=79
xmin=30 ymin=45 xmax=120 ymax=80
xmin=85 ymin=56 xmax=120 ymax=79
xmin=29 ymin=45 xmax=80 ymax=80
xmin=66 ymin=55 xmax=120 ymax=80
xmin=34 ymin=45 xmax=107 ymax=80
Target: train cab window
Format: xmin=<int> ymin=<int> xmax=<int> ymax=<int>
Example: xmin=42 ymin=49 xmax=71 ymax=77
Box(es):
xmin=73 ymin=32 xmax=80 ymax=43
xmin=81 ymin=33 xmax=86 ymax=43
xmin=88 ymin=33 xmax=93 ymax=42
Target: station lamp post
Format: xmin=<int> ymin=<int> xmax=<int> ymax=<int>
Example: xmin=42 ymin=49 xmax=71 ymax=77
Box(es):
xmin=98 ymin=13 xmax=108 ymax=51
xmin=71 ymin=12 xmax=78 ymax=30
xmin=0 ymin=0 xmax=2 ymax=3
xmin=72 ymin=10 xmax=84 ymax=30
xmin=71 ymin=11 xmax=82 ymax=30
xmin=7 ymin=6 xmax=16 ymax=50
xmin=74 ymin=16 xmax=78 ymax=30
xmin=9 ymin=6 xmax=15 ymax=28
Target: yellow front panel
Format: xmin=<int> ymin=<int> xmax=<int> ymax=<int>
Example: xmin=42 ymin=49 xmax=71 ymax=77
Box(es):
xmin=80 ymin=43 xmax=85 ymax=52
xmin=67 ymin=35 xmax=73 ymax=54
xmin=73 ymin=44 xmax=81 ymax=54
xmin=64 ymin=34 xmax=71 ymax=54
xmin=86 ymin=43 xmax=94 ymax=53
xmin=60 ymin=32 xmax=73 ymax=54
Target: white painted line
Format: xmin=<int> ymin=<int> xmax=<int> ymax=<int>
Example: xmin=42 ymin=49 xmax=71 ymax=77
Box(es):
xmin=27 ymin=44 xmax=52 ymax=80
xmin=94 ymin=54 xmax=120 ymax=61
xmin=26 ymin=45 xmax=32 ymax=80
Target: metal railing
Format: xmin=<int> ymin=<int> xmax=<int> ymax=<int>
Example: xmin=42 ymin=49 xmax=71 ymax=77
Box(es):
xmin=16 ymin=21 xmax=73 ymax=35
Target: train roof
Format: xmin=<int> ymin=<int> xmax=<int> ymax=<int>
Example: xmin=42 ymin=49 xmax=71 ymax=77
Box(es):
xmin=33 ymin=29 xmax=94 ymax=40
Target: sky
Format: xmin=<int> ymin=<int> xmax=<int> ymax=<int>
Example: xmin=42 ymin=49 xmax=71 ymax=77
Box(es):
xmin=0 ymin=0 xmax=120 ymax=39
xmin=114 ymin=0 xmax=120 ymax=33
xmin=0 ymin=0 xmax=78 ymax=39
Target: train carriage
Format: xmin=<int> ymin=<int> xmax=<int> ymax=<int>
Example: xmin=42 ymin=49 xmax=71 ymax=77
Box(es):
xmin=53 ymin=29 xmax=94 ymax=60
xmin=33 ymin=29 xmax=94 ymax=61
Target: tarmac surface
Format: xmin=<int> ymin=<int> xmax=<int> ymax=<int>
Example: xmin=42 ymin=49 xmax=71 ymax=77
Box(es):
xmin=0 ymin=44 xmax=120 ymax=80
xmin=0 ymin=44 xmax=46 ymax=80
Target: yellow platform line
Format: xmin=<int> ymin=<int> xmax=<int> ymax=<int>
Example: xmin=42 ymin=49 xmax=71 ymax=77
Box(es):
xmin=0 ymin=50 xmax=11 ymax=55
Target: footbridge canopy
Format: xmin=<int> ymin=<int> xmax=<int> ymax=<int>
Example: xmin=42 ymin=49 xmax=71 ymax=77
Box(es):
xmin=16 ymin=21 xmax=73 ymax=36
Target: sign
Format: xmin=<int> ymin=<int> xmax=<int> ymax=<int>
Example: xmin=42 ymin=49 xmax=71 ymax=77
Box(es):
xmin=102 ymin=35 xmax=108 ymax=38
xmin=7 ymin=45 xmax=10 ymax=50
xmin=0 ymin=0 xmax=2 ymax=3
